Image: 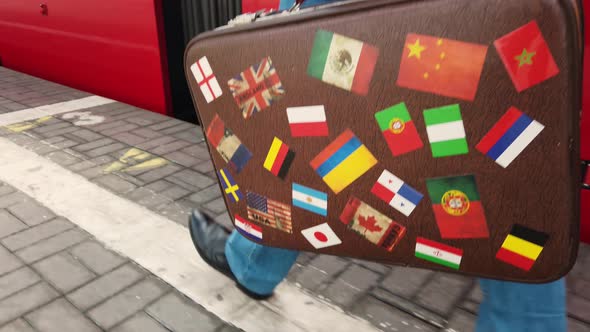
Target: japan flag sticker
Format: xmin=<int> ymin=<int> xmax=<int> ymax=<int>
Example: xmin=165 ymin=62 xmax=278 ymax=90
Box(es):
xmin=301 ymin=223 xmax=342 ymax=249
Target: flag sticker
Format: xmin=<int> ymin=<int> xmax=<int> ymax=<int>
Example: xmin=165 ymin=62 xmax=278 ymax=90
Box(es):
xmin=217 ymin=168 xmax=242 ymax=203
xmin=496 ymin=224 xmax=549 ymax=271
xmin=235 ymin=214 xmax=263 ymax=242
xmin=424 ymin=104 xmax=468 ymax=158
xmin=340 ymin=197 xmax=406 ymax=252
xmin=476 ymin=107 xmax=544 ymax=168
xmin=263 ymin=137 xmax=295 ymax=179
xmin=190 ymin=56 xmax=222 ymax=103
xmin=205 ymin=114 xmax=252 ymax=173
xmin=308 ymin=30 xmax=379 ymax=95
xmin=426 ymin=175 xmax=489 ymax=239
xmin=310 ymin=129 xmax=377 ymax=194
xmin=292 ymin=183 xmax=328 ymax=216
xmin=228 ymin=57 xmax=284 ymax=119
xmin=375 ymin=103 xmax=423 ymax=156
xmin=494 ymin=21 xmax=559 ymax=92
xmin=246 ymin=191 xmax=292 ymax=233
xmin=371 ymin=170 xmax=423 ymax=217
xmin=286 ymin=105 xmax=329 ymax=137
xmin=301 ymin=223 xmax=342 ymax=249
xmin=415 ymin=237 xmax=463 ymax=270
xmin=397 ymin=34 xmax=488 ymax=101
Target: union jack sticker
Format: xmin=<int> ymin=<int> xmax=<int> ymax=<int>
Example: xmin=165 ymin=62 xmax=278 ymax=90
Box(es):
xmin=227 ymin=57 xmax=285 ymax=119
xmin=190 ymin=56 xmax=222 ymax=103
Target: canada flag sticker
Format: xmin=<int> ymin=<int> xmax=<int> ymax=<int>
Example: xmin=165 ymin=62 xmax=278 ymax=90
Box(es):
xmin=301 ymin=223 xmax=342 ymax=249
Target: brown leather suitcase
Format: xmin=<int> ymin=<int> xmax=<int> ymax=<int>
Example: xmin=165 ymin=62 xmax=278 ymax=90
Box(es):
xmin=184 ymin=0 xmax=583 ymax=283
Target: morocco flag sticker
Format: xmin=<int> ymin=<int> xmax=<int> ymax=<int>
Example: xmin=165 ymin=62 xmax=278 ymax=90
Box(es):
xmin=425 ymin=175 xmax=489 ymax=239
xmin=307 ymin=30 xmax=379 ymax=95
xmin=301 ymin=223 xmax=342 ymax=249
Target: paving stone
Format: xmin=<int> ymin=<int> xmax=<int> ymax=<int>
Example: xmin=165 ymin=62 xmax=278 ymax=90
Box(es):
xmin=163 ymin=151 xmax=201 ymax=167
xmin=1 ymin=218 xmax=73 ymax=251
xmin=29 ymin=142 xmax=59 ymax=155
xmin=69 ymin=129 xmax=103 ymax=142
xmin=42 ymin=126 xmax=79 ymax=138
xmin=85 ymin=143 xmax=127 ymax=158
xmin=92 ymin=120 xmax=129 ymax=132
xmin=0 ymin=185 xmax=15 ymax=197
xmin=111 ymin=312 xmax=169 ymax=332
xmin=571 ymin=278 xmax=590 ymax=300
xmin=216 ymin=324 xmax=242 ymax=332
xmin=67 ymin=263 xmax=146 ymax=311
xmin=339 ymin=265 xmax=381 ymax=291
xmin=148 ymin=119 xmax=182 ymax=131
xmin=69 ymin=241 xmax=126 ymax=275
xmin=73 ymin=138 xmax=114 ymax=152
xmin=146 ymin=292 xmax=223 ymax=332
xmin=102 ymin=124 xmax=139 ymax=137
xmin=309 ymin=255 xmax=349 ymax=275
xmin=173 ymin=128 xmax=205 ymax=143
xmin=26 ymin=298 xmax=101 ymax=332
xmin=351 ymin=259 xmax=391 ymax=275
xmin=0 ymin=210 xmax=28 ymax=238
xmin=126 ymin=116 xmax=157 ymax=126
xmin=87 ymin=277 xmax=170 ymax=329
xmin=204 ymin=197 xmax=228 ymax=215
xmin=94 ymin=174 xmax=137 ymax=194
xmin=371 ymin=288 xmax=447 ymax=328
xmin=0 ymin=246 xmax=23 ymax=277
xmin=568 ymin=319 xmax=590 ymax=332
xmin=458 ymin=300 xmax=479 ymax=315
xmin=132 ymin=128 xmax=162 ymax=139
xmin=167 ymin=169 xmax=215 ymax=191
xmin=144 ymin=180 xmax=174 ymax=193
xmin=138 ymin=165 xmax=182 ymax=183
xmin=0 ymin=267 xmax=40 ymax=300
xmin=160 ymin=122 xmax=195 ymax=135
xmin=6 ymin=201 xmax=56 ymax=227
xmin=160 ymin=186 xmax=190 ymax=201
xmin=379 ymin=267 xmax=434 ymax=299
xmin=15 ymin=228 xmax=89 ymax=264
xmin=32 ymin=253 xmax=95 ymax=293
xmin=156 ymin=202 xmax=192 ymax=226
xmin=0 ymin=282 xmax=59 ymax=326
xmin=214 ymin=212 xmax=233 ymax=231
xmin=192 ymin=160 xmax=215 ymax=174
xmin=287 ymin=264 xmax=332 ymax=291
xmin=80 ymin=166 xmax=107 ymax=180
xmin=467 ymin=283 xmax=483 ymax=303
xmin=568 ymin=294 xmax=590 ymax=323
xmin=444 ymin=309 xmax=476 ymax=332
xmin=34 ymin=122 xmax=71 ymax=134
xmin=45 ymin=150 xmax=82 ymax=166
xmin=0 ymin=192 xmax=29 ymax=209
xmin=351 ymin=295 xmax=437 ymax=332
xmin=415 ymin=274 xmax=472 ymax=316
xmin=180 ymin=144 xmax=209 ymax=159
xmin=51 ymin=139 xmax=79 ymax=149
xmin=149 ymin=140 xmax=191 ymax=155
xmin=124 ymin=188 xmax=171 ymax=208
xmin=135 ymin=136 xmax=176 ymax=151
xmin=320 ymin=278 xmax=365 ymax=308
xmin=112 ymin=132 xmax=147 ymax=146
xmin=67 ymin=160 xmax=97 ymax=172
xmin=186 ymin=185 xmax=222 ymax=204
xmin=0 ymin=319 xmax=36 ymax=332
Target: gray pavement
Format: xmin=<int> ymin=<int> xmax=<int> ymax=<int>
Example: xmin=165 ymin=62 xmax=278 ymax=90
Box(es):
xmin=0 ymin=66 xmax=589 ymax=331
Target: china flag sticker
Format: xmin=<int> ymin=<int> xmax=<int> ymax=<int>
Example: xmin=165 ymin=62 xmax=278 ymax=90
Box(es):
xmin=301 ymin=223 xmax=342 ymax=249
xmin=494 ymin=21 xmax=559 ymax=92
xmin=396 ymin=33 xmax=488 ymax=101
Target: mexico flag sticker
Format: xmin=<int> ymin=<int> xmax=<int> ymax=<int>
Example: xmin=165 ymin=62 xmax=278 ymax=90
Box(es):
xmin=415 ymin=237 xmax=463 ymax=270
xmin=307 ymin=30 xmax=379 ymax=95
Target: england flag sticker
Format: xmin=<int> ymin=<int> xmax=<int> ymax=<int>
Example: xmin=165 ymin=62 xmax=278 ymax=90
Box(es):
xmin=301 ymin=223 xmax=342 ymax=249
xmin=191 ymin=56 xmax=222 ymax=103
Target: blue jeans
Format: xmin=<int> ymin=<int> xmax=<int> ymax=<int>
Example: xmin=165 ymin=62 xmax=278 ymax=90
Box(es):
xmin=226 ymin=231 xmax=566 ymax=331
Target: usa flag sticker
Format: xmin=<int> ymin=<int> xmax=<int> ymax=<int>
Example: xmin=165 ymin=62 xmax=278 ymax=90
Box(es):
xmin=301 ymin=223 xmax=342 ymax=249
xmin=235 ymin=214 xmax=263 ymax=242
xmin=190 ymin=56 xmax=222 ymax=103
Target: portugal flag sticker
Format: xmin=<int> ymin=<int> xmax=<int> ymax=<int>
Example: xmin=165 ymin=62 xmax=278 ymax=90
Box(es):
xmin=307 ymin=30 xmax=379 ymax=95
xmin=375 ymin=103 xmax=423 ymax=156
xmin=301 ymin=223 xmax=342 ymax=249
xmin=425 ymin=175 xmax=489 ymax=239
xmin=494 ymin=21 xmax=559 ymax=92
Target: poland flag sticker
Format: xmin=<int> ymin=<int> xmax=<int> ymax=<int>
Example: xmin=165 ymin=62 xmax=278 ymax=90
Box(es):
xmin=301 ymin=223 xmax=342 ymax=249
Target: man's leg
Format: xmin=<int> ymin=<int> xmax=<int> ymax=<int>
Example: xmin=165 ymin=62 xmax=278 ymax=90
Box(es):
xmin=226 ymin=230 xmax=299 ymax=296
xmin=476 ymin=278 xmax=566 ymax=332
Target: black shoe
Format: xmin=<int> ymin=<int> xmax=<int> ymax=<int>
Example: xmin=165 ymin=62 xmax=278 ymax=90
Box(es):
xmin=188 ymin=209 xmax=273 ymax=300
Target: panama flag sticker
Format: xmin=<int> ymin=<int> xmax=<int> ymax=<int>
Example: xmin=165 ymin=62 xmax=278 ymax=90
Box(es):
xmin=301 ymin=223 xmax=342 ymax=249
